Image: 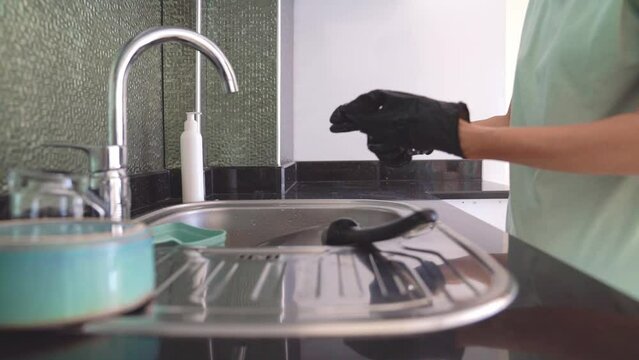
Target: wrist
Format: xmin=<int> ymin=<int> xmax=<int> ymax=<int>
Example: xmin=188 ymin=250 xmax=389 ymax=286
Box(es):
xmin=458 ymin=120 xmax=492 ymax=159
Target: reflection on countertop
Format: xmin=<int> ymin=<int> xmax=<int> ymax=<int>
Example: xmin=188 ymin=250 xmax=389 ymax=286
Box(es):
xmin=210 ymin=180 xmax=508 ymax=201
xmin=129 ymin=179 xmax=509 ymax=218
xmin=287 ymin=180 xmax=509 ymax=200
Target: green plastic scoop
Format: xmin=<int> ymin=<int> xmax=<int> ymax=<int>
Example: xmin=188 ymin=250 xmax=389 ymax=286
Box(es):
xmin=150 ymin=222 xmax=226 ymax=247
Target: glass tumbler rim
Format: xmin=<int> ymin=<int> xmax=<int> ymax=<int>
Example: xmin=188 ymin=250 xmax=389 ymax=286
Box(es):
xmin=0 ymin=218 xmax=148 ymax=249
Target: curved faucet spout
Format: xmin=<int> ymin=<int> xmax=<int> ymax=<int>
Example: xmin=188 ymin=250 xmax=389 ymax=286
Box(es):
xmin=108 ymin=26 xmax=239 ymax=167
xmin=95 ymin=27 xmax=238 ymax=220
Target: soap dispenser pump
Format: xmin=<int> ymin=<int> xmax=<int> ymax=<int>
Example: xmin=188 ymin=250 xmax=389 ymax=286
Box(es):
xmin=180 ymin=112 xmax=205 ymax=203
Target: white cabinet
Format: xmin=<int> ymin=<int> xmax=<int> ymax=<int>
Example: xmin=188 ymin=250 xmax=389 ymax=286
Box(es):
xmin=443 ymin=199 xmax=508 ymax=231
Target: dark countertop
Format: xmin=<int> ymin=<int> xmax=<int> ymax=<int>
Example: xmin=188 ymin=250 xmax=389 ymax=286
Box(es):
xmin=287 ymin=180 xmax=509 ymax=200
xmin=4 ymin=186 xmax=638 ymax=360
xmin=212 ymin=180 xmax=508 ymax=201
xmin=129 ymin=179 xmax=509 ymax=218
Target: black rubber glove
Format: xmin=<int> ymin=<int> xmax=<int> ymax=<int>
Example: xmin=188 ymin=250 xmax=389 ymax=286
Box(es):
xmin=366 ymin=135 xmax=414 ymax=167
xmin=330 ymin=90 xmax=470 ymax=165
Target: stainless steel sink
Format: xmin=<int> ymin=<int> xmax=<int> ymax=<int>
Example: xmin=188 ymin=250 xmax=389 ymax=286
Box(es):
xmin=137 ymin=200 xmax=413 ymax=247
xmin=85 ymin=200 xmax=517 ymax=338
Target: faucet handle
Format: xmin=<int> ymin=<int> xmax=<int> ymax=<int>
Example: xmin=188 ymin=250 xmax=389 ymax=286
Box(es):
xmin=42 ymin=144 xmax=126 ymax=173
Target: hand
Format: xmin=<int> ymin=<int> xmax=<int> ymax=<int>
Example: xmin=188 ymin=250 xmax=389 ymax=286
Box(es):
xmin=330 ymin=90 xmax=470 ymax=162
xmin=366 ymin=135 xmax=437 ymax=168
xmin=366 ymin=135 xmax=413 ymax=167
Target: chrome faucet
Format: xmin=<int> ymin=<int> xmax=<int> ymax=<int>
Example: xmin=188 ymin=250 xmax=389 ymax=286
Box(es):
xmin=86 ymin=27 xmax=238 ymax=220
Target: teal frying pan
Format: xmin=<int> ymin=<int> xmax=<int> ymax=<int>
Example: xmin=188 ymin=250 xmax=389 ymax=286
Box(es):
xmin=0 ymin=219 xmax=155 ymax=329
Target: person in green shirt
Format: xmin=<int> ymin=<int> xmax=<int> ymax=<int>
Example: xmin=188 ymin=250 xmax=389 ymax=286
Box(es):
xmin=330 ymin=0 xmax=639 ymax=300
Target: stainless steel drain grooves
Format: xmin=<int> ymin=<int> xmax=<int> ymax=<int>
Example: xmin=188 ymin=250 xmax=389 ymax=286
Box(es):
xmin=85 ymin=223 xmax=517 ymax=338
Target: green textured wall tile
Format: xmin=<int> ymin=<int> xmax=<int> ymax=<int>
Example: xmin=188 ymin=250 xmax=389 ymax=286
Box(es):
xmin=0 ymin=0 xmax=281 ymax=197
xmin=0 ymin=0 xmax=164 ymax=194
xmin=204 ymin=0 xmax=278 ymax=167
xmin=163 ymin=0 xmax=279 ymax=168
xmin=162 ymin=0 xmax=198 ymax=169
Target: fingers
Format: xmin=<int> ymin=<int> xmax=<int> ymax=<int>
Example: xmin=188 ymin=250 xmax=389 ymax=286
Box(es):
xmin=439 ymin=101 xmax=470 ymax=122
xmin=410 ymin=149 xmax=435 ymax=155
xmin=348 ymin=90 xmax=386 ymax=114
xmin=367 ymin=136 xmax=412 ymax=167
xmin=330 ymin=90 xmax=389 ymax=133
xmin=329 ymin=106 xmax=357 ymax=133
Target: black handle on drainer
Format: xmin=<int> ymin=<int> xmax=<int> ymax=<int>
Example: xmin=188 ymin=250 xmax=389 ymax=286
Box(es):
xmin=322 ymin=209 xmax=438 ymax=246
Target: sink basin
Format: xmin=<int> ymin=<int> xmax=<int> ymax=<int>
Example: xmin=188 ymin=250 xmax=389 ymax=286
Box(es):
xmin=86 ymin=200 xmax=517 ymax=338
xmin=138 ymin=199 xmax=415 ymax=247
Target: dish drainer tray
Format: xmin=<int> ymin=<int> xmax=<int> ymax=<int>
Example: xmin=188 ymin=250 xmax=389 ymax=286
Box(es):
xmin=84 ymin=222 xmax=517 ymax=338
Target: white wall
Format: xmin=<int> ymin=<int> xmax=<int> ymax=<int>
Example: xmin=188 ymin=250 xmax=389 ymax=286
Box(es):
xmin=294 ymin=0 xmax=507 ymax=162
xmin=278 ymin=0 xmax=295 ymax=165
xmin=293 ymin=0 xmax=530 ymax=185
xmin=483 ymin=0 xmax=529 ymax=185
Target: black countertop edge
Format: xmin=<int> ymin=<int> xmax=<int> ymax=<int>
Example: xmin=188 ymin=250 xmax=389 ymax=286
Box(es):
xmin=431 ymin=190 xmax=509 ymax=199
xmin=129 ymin=180 xmax=509 ymax=216
xmin=284 ymin=180 xmax=509 ymax=201
xmin=0 ymin=161 xmax=506 ymax=219
xmin=297 ymin=159 xmax=482 ymax=182
xmin=0 ymin=179 xmax=508 ymax=221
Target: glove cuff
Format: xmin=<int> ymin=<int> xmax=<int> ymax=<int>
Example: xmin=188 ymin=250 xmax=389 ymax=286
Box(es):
xmin=408 ymin=101 xmax=470 ymax=158
xmin=450 ymin=102 xmax=470 ymax=158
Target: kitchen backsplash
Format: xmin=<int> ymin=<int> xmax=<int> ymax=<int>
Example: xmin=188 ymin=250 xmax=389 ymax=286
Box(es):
xmin=0 ymin=0 xmax=280 ymax=195
xmin=0 ymin=0 xmax=164 ymax=193
xmin=202 ymin=0 xmax=279 ymax=167
xmin=162 ymin=0 xmax=200 ymax=168
xmin=164 ymin=0 xmax=280 ymax=169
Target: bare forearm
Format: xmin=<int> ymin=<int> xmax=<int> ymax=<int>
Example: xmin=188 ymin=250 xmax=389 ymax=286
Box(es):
xmin=460 ymin=112 xmax=639 ymax=175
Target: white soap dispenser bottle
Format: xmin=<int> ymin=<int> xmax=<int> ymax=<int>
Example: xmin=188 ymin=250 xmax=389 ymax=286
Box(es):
xmin=180 ymin=112 xmax=205 ymax=203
